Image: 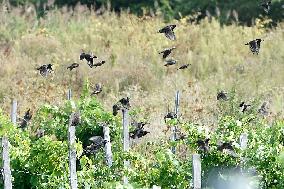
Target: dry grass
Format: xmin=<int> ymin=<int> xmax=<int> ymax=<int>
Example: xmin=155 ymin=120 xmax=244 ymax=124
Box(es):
xmin=0 ymin=4 xmax=284 ymax=139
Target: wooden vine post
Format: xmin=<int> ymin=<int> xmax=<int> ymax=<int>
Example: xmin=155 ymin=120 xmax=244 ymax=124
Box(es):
xmin=192 ymin=154 xmax=201 ymax=189
xmin=122 ymin=109 xmax=130 ymax=185
xmin=103 ymin=124 xmax=113 ymax=167
xmin=171 ymin=91 xmax=180 ymax=154
xmin=67 ymin=90 xmax=78 ymax=189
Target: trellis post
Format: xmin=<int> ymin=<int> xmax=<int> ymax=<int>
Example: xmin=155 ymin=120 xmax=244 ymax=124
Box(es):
xmin=122 ymin=109 xmax=130 ymax=185
xmin=67 ymin=89 xmax=78 ymax=189
xmin=171 ymin=91 xmax=180 ymax=154
xmin=192 ymin=154 xmax=201 ymax=189
xmin=103 ymin=125 xmax=113 ymax=167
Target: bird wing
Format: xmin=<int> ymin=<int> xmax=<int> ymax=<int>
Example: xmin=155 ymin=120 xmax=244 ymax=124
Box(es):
xmin=164 ymin=29 xmax=176 ymax=40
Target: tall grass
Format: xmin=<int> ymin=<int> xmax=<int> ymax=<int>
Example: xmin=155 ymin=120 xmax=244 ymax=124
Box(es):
xmin=0 ymin=3 xmax=283 ymax=137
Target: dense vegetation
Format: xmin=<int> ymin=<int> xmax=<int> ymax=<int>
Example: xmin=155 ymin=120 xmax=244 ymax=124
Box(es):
xmin=2 ymin=0 xmax=284 ymax=24
xmin=1 ymin=87 xmax=284 ymax=188
xmin=0 ymin=1 xmax=284 ymax=188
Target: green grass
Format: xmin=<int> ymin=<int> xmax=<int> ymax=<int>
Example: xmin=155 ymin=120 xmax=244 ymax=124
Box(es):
xmin=0 ymin=4 xmax=284 ymax=138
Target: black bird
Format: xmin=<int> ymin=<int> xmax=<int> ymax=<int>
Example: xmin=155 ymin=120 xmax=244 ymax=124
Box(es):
xmin=258 ymin=102 xmax=269 ymax=116
xmin=36 ymin=64 xmax=53 ymax=77
xmin=82 ymin=136 xmax=107 ymax=156
xmin=130 ymin=122 xmax=150 ymax=139
xmin=80 ymin=51 xmax=97 ymax=68
xmin=70 ymin=111 xmax=81 ymax=126
xmin=19 ymin=109 xmax=32 ymax=129
xmin=91 ymin=83 xmax=103 ymax=95
xmin=261 ymin=1 xmax=272 ymax=13
xmin=89 ymin=136 xmax=107 ymax=146
xmin=239 ymin=101 xmax=251 ymax=113
xmin=177 ymin=64 xmax=191 ymax=70
xmin=197 ymin=138 xmax=210 ymax=152
xmin=245 ymin=39 xmax=263 ymax=55
xmin=164 ymin=59 xmax=177 ymax=67
xmin=119 ymin=97 xmax=131 ymax=110
xmin=92 ymin=60 xmax=106 ymax=68
xmin=67 ymin=63 xmax=79 ymax=71
xmin=159 ymin=47 xmax=176 ymax=59
xmin=112 ymin=104 xmax=120 ymax=116
xmin=217 ymin=141 xmax=234 ymax=151
xmin=112 ymin=97 xmax=131 ymax=116
xmin=164 ymin=112 xmax=177 ymax=123
xmin=217 ymin=91 xmax=229 ymax=101
xmin=158 ymin=25 xmax=176 ymax=40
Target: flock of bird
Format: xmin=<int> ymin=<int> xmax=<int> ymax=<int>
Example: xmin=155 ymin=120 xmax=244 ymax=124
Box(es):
xmin=18 ymin=1 xmax=273 ymax=156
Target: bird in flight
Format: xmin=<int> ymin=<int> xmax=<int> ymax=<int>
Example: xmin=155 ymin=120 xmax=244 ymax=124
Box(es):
xmin=112 ymin=97 xmax=131 ymax=116
xmin=239 ymin=101 xmax=251 ymax=113
xmin=36 ymin=64 xmax=53 ymax=77
xmin=245 ymin=39 xmax=263 ymax=55
xmin=158 ymin=25 xmax=176 ymax=40
xmin=159 ymin=47 xmax=176 ymax=59
xmin=130 ymin=121 xmax=150 ymax=139
xmin=260 ymin=1 xmax=272 ymax=13
xmin=217 ymin=91 xmax=229 ymax=101
xmin=164 ymin=59 xmax=177 ymax=67
xmin=80 ymin=50 xmax=97 ymax=68
xmin=67 ymin=63 xmax=79 ymax=71
xmin=197 ymin=138 xmax=210 ymax=153
xmin=177 ymin=64 xmax=191 ymax=70
xmin=91 ymin=60 xmax=106 ymax=68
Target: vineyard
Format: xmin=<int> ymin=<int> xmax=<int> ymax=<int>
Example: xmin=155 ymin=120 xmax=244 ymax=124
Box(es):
xmin=0 ymin=2 xmax=284 ymax=189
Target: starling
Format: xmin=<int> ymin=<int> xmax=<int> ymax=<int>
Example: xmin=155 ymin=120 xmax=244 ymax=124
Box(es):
xmin=239 ymin=101 xmax=251 ymax=113
xmin=164 ymin=59 xmax=177 ymax=67
xmin=158 ymin=25 xmax=176 ymax=40
xmin=91 ymin=83 xmax=103 ymax=95
xmin=245 ymin=39 xmax=263 ymax=55
xmin=130 ymin=121 xmax=150 ymax=139
xmin=217 ymin=141 xmax=234 ymax=151
xmin=67 ymin=63 xmax=79 ymax=71
xmin=177 ymin=64 xmax=191 ymax=70
xmin=159 ymin=47 xmax=176 ymax=59
xmin=164 ymin=112 xmax=177 ymax=123
xmin=119 ymin=97 xmax=131 ymax=109
xmin=112 ymin=104 xmax=120 ymax=116
xmin=36 ymin=64 xmax=53 ymax=77
xmin=258 ymin=102 xmax=269 ymax=116
xmin=261 ymin=1 xmax=271 ymax=13
xmin=19 ymin=109 xmax=32 ymax=129
xmin=70 ymin=111 xmax=81 ymax=126
xmin=80 ymin=51 xmax=97 ymax=68
xmin=197 ymin=138 xmax=210 ymax=152
xmin=88 ymin=136 xmax=107 ymax=146
xmin=92 ymin=60 xmax=106 ymax=68
xmin=217 ymin=91 xmax=229 ymax=101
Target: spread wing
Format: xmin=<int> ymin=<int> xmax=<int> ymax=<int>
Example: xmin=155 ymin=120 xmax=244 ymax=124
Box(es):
xmin=164 ymin=29 xmax=176 ymax=40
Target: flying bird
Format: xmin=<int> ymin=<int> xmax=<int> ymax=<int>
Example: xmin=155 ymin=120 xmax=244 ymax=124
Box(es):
xmin=217 ymin=91 xmax=229 ymax=101
xmin=158 ymin=25 xmax=176 ymax=40
xmin=197 ymin=138 xmax=210 ymax=152
xmin=159 ymin=47 xmax=176 ymax=59
xmin=260 ymin=1 xmax=271 ymax=13
xmin=67 ymin=63 xmax=79 ymax=71
xmin=164 ymin=59 xmax=177 ymax=67
xmin=130 ymin=121 xmax=150 ymax=139
xmin=19 ymin=109 xmax=32 ymax=129
xmin=239 ymin=101 xmax=251 ymax=113
xmin=217 ymin=141 xmax=237 ymax=157
xmin=245 ymin=39 xmax=263 ymax=55
xmin=91 ymin=60 xmax=106 ymax=68
xmin=258 ymin=102 xmax=269 ymax=116
xmin=177 ymin=64 xmax=190 ymax=70
xmin=164 ymin=111 xmax=177 ymax=123
xmin=80 ymin=51 xmax=97 ymax=68
xmin=91 ymin=83 xmax=103 ymax=95
xmin=36 ymin=64 xmax=53 ymax=77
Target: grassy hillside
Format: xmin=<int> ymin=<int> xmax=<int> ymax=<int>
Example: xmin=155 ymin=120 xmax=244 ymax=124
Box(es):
xmin=0 ymin=4 xmax=284 ymax=138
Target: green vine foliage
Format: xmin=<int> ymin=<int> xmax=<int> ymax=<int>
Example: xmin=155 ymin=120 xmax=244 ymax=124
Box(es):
xmin=1 ymin=90 xmax=284 ymax=188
